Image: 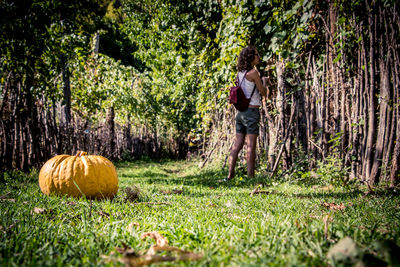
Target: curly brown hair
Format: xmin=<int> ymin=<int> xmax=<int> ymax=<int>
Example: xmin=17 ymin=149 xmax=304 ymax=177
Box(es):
xmin=237 ymin=46 xmax=258 ymax=72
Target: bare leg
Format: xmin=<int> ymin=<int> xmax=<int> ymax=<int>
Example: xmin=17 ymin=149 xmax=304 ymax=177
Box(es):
xmin=228 ymin=133 xmax=246 ymax=179
xmin=246 ymin=134 xmax=258 ymax=178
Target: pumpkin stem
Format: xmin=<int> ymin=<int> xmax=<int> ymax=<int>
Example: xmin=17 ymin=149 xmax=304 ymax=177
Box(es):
xmin=76 ymin=151 xmax=88 ymax=157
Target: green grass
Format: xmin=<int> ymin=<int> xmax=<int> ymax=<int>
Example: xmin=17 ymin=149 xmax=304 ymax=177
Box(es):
xmin=1 ymin=159 xmax=399 ymax=266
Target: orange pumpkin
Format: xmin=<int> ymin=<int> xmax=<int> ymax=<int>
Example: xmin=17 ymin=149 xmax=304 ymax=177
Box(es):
xmin=39 ymin=151 xmax=118 ymax=199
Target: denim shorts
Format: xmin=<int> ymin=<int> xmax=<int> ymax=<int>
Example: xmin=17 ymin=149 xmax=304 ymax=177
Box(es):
xmin=235 ymin=108 xmax=260 ymax=135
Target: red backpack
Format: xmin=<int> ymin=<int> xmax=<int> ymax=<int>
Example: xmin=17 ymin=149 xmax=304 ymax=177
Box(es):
xmin=229 ymin=71 xmax=256 ymax=112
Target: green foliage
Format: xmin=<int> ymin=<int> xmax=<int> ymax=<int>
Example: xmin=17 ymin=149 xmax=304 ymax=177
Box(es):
xmin=254 ymin=0 xmax=316 ymax=63
xmin=0 ymin=0 xmax=107 ymax=99
xmin=315 ymin=156 xmax=352 ymax=188
xmin=0 ymin=169 xmax=37 ymax=185
xmin=0 ymin=0 xmax=326 ymax=154
xmin=69 ymin=52 xmax=141 ymax=124
xmin=117 ymin=0 xmax=205 ymax=134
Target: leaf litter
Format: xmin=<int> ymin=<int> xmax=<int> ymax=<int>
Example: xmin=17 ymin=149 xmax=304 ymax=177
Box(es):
xmin=322 ymin=202 xmax=347 ymax=211
xmin=125 ymin=186 xmax=141 ymax=202
xmin=103 ymin=231 xmax=203 ymax=266
xmin=0 ymin=193 xmax=16 ymax=202
xmin=250 ymin=189 xmax=271 ymax=196
xmin=31 ymin=207 xmax=46 ymax=214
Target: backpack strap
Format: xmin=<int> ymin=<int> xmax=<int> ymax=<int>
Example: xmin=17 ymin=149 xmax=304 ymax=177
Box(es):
xmin=244 ymin=71 xmax=256 ymax=100
xmin=238 ymin=70 xmax=256 ymax=100
xmin=237 ymin=71 xmax=248 ymax=86
xmin=249 ymin=84 xmax=256 ymax=98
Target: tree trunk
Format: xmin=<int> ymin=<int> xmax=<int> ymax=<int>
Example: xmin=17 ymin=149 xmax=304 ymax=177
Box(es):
xmin=329 ymin=0 xmax=339 ymax=137
xmin=295 ymin=73 xmax=308 ymax=155
xmin=369 ymin=59 xmax=390 ymax=183
xmin=107 ymin=107 xmax=116 ymax=158
xmin=364 ymin=0 xmax=376 ymax=184
xmin=12 ymin=82 xmax=21 ymax=169
xmin=274 ymin=61 xmax=287 ymax=170
xmin=390 ymin=95 xmax=400 ymax=187
xmin=61 ymin=54 xmax=71 ymax=124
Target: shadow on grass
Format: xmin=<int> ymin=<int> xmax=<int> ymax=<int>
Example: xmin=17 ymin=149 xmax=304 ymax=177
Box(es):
xmin=131 ymin=169 xmax=227 ymax=187
xmin=290 ymin=177 xmax=323 ymax=187
xmin=116 ymin=160 xmax=395 ymax=201
xmin=117 ymin=160 xmax=350 ymax=192
xmin=290 ymin=190 xmax=364 ymax=200
xmin=120 ymin=170 xmax=168 ymax=180
xmin=120 ymin=165 xmax=275 ymax=189
xmin=134 ymin=171 xmax=369 ymax=201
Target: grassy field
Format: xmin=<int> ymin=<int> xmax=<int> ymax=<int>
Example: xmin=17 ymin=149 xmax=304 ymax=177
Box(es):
xmin=1 ymin=159 xmax=399 ymax=266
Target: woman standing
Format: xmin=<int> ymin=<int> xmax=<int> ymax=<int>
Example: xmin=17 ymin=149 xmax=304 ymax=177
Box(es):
xmin=226 ymin=46 xmax=270 ymax=181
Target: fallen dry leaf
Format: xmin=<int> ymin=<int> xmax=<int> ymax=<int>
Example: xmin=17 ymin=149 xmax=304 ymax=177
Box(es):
xmin=125 ymin=186 xmax=141 ymax=202
xmin=250 ymin=189 xmax=270 ymax=196
xmin=322 ymin=202 xmax=346 ymax=211
xmin=0 ymin=198 xmax=16 ymax=202
xmin=0 ymin=193 xmax=12 ymax=199
xmin=312 ymin=184 xmax=334 ymax=191
xmin=141 ymin=232 xmax=169 ymax=247
xmin=31 ymin=207 xmax=46 ymax=214
xmin=321 ymin=185 xmax=334 ymax=191
xmin=131 ymin=202 xmax=170 ymax=206
xmin=108 ymin=232 xmax=203 ymax=266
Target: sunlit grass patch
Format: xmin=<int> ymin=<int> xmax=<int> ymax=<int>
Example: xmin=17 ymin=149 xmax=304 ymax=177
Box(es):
xmin=1 ymin=160 xmax=399 ymax=266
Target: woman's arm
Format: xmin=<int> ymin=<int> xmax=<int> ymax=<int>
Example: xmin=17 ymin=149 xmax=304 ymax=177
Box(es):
xmin=261 ymin=77 xmax=271 ymax=99
xmin=246 ymin=69 xmax=269 ymax=97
